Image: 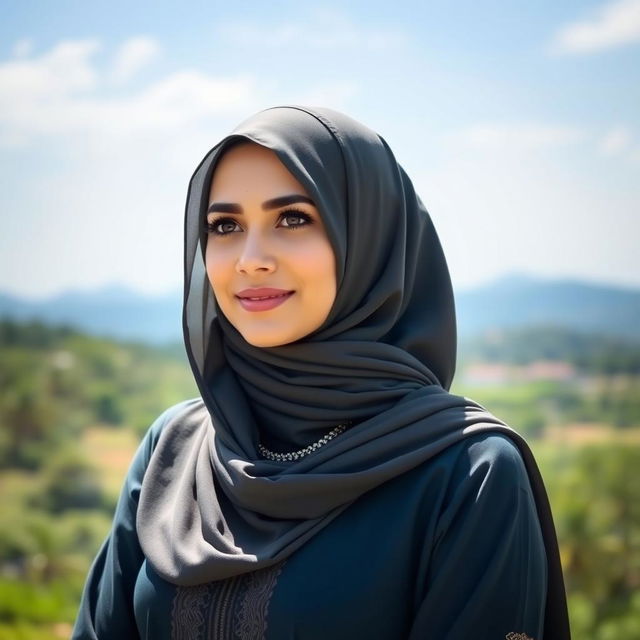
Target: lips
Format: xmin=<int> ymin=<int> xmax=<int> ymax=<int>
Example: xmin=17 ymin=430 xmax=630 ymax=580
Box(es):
xmin=236 ymin=288 xmax=293 ymax=300
xmin=235 ymin=288 xmax=294 ymax=312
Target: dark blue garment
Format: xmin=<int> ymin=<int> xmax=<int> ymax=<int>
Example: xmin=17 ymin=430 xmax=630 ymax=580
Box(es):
xmin=73 ymin=405 xmax=547 ymax=640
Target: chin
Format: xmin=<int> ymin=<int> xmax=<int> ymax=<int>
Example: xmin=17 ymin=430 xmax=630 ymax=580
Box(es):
xmin=240 ymin=326 xmax=306 ymax=348
xmin=244 ymin=335 xmax=293 ymax=348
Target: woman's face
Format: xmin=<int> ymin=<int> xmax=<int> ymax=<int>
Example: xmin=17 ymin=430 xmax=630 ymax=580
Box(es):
xmin=205 ymin=142 xmax=337 ymax=348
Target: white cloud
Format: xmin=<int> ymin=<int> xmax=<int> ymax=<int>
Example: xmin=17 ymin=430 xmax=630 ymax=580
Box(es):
xmin=0 ymin=39 xmax=257 ymax=147
xmin=66 ymin=71 xmax=255 ymax=136
xmin=110 ymin=36 xmax=160 ymax=83
xmin=220 ymin=8 xmax=408 ymax=51
xmin=0 ymin=39 xmax=99 ymax=101
xmin=600 ymin=126 xmax=633 ymax=155
xmin=551 ymin=0 xmax=640 ymax=54
xmin=296 ymin=81 xmax=359 ymax=108
xmin=454 ymin=123 xmax=584 ymax=151
xmin=454 ymin=122 xmax=637 ymax=162
xmin=415 ymin=127 xmax=640 ymax=291
xmin=12 ymin=38 xmax=34 ymax=58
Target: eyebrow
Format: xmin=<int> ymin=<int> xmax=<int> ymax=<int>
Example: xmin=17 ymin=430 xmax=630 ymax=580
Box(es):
xmin=206 ymin=194 xmax=315 ymax=215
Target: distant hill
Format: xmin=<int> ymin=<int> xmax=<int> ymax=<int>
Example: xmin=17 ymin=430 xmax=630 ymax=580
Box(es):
xmin=0 ymin=273 xmax=638 ymax=344
xmin=0 ymin=284 xmax=182 ymax=345
xmin=455 ymin=273 xmax=640 ymax=342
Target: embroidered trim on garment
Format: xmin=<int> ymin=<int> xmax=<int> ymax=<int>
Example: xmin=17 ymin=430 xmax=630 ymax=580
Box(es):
xmin=171 ymin=584 xmax=210 ymax=640
xmin=506 ymin=633 xmax=534 ymax=640
xmin=171 ymin=561 xmax=286 ymax=640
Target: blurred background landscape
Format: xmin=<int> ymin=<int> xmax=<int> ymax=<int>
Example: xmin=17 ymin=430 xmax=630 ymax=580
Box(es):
xmin=1 ymin=1 xmax=639 ymax=638
xmin=1 ymin=274 xmax=639 ymax=639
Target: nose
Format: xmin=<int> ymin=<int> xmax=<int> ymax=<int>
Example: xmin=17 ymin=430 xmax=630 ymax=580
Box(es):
xmin=235 ymin=231 xmax=277 ymax=275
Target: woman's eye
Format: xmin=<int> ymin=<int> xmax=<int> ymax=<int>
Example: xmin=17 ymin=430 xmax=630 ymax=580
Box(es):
xmin=206 ymin=218 xmax=240 ymax=235
xmin=279 ymin=211 xmax=312 ymax=228
xmin=205 ymin=211 xmax=313 ymax=235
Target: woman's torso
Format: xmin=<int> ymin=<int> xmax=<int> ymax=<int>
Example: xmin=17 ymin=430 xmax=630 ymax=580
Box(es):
xmin=132 ymin=431 xmax=546 ymax=640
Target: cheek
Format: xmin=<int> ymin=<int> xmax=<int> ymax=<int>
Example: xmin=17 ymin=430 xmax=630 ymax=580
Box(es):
xmin=205 ymin=244 xmax=232 ymax=294
xmin=295 ymin=240 xmax=336 ymax=299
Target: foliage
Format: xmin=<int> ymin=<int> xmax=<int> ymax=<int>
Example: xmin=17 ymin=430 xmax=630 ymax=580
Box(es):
xmin=30 ymin=448 xmax=107 ymax=514
xmin=536 ymin=442 xmax=640 ymax=637
xmin=452 ymin=376 xmax=640 ymax=439
xmin=461 ymin=325 xmax=640 ymax=374
xmin=0 ymin=319 xmax=198 ymax=470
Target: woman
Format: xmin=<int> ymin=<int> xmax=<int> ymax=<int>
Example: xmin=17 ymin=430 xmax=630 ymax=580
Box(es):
xmin=72 ymin=106 xmax=570 ymax=639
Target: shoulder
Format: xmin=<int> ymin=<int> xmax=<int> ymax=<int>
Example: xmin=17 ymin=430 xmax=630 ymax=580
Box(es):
xmin=143 ymin=397 xmax=206 ymax=448
xmin=410 ymin=430 xmax=530 ymax=484
xmin=460 ymin=431 xmax=530 ymax=483
xmin=378 ymin=431 xmax=537 ymax=535
xmin=385 ymin=431 xmax=534 ymax=508
xmin=127 ymin=397 xmax=207 ymax=481
xmin=434 ymin=431 xmax=536 ymax=517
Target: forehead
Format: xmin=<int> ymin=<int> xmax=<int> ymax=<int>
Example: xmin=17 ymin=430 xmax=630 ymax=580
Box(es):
xmin=208 ymin=141 xmax=308 ymax=199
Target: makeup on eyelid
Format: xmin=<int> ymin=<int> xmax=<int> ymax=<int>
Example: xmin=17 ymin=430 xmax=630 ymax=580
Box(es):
xmin=204 ymin=209 xmax=314 ymax=236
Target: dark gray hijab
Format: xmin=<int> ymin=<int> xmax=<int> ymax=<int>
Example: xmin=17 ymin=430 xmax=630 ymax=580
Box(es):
xmin=137 ymin=106 xmax=569 ymax=638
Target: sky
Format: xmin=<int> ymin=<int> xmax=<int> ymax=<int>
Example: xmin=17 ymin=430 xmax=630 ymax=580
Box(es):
xmin=1 ymin=0 xmax=639 ymax=299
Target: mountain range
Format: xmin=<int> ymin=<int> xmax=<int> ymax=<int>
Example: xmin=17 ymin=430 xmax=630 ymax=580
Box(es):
xmin=1 ymin=273 xmax=638 ymax=345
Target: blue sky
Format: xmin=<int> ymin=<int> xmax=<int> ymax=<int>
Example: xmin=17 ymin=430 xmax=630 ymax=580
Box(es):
xmin=1 ymin=0 xmax=638 ymax=298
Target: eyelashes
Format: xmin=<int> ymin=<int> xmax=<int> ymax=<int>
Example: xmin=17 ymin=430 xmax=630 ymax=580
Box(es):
xmin=204 ymin=208 xmax=314 ymax=236
xmin=205 ymin=217 xmax=240 ymax=236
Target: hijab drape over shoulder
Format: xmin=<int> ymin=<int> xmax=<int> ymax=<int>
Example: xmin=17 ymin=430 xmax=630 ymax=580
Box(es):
xmin=137 ymin=106 xmax=570 ymax=639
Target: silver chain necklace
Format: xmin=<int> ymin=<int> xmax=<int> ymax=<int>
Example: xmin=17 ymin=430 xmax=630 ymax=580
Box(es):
xmin=258 ymin=422 xmax=351 ymax=462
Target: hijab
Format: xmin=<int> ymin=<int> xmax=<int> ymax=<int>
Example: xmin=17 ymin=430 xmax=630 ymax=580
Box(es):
xmin=137 ymin=106 xmax=570 ymax=638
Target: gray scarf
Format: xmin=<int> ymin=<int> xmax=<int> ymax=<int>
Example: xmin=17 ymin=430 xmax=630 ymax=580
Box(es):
xmin=137 ymin=106 xmax=569 ymax=638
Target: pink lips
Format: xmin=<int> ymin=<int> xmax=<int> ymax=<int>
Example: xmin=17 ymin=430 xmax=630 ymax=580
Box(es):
xmin=235 ymin=288 xmax=294 ymax=312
